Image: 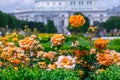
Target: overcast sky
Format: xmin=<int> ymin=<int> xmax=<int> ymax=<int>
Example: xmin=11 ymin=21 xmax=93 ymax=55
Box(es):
xmin=0 ymin=0 xmax=120 ymax=13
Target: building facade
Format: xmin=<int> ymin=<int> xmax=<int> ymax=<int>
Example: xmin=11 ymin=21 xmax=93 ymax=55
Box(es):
xmin=10 ymin=0 xmax=108 ymax=34
xmin=108 ymin=6 xmax=120 ymax=17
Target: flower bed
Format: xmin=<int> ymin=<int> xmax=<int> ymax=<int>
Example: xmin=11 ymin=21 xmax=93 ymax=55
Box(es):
xmin=0 ymin=14 xmax=120 ymax=80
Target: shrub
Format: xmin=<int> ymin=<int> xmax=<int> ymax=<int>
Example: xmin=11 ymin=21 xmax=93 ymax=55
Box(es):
xmin=91 ymin=64 xmax=120 ymax=80
xmin=0 ymin=66 xmax=81 ymax=80
xmin=110 ymin=38 xmax=120 ymax=46
xmin=109 ymin=38 xmax=120 ymax=52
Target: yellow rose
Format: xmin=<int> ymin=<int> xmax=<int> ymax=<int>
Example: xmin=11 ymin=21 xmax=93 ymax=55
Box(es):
xmin=12 ymin=38 xmax=18 ymax=42
xmin=14 ymin=67 xmax=19 ymax=71
xmin=69 ymin=14 xmax=86 ymax=28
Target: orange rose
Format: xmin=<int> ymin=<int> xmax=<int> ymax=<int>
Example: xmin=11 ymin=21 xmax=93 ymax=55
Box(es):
xmin=1 ymin=37 xmax=7 ymax=42
xmin=74 ymin=49 xmax=88 ymax=58
xmin=48 ymin=64 xmax=57 ymax=70
xmin=69 ymin=14 xmax=86 ymax=28
xmin=90 ymin=48 xmax=96 ymax=54
xmin=43 ymin=51 xmax=56 ymax=61
xmin=51 ymin=34 xmax=65 ymax=46
xmin=38 ymin=62 xmax=46 ymax=69
xmin=0 ymin=61 xmax=3 ymax=67
xmin=97 ymin=53 xmax=113 ymax=66
xmin=30 ymin=35 xmax=36 ymax=39
xmin=111 ymin=50 xmax=120 ymax=63
xmin=19 ymin=37 xmax=37 ymax=50
xmin=94 ymin=38 xmax=109 ymax=50
xmin=11 ymin=59 xmax=21 ymax=65
xmin=104 ymin=49 xmax=110 ymax=54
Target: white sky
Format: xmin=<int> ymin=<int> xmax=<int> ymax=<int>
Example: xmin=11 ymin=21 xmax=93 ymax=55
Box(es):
xmin=0 ymin=0 xmax=120 ymax=13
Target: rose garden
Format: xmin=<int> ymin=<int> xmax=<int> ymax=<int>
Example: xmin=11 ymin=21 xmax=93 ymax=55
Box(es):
xmin=0 ymin=14 xmax=120 ymax=80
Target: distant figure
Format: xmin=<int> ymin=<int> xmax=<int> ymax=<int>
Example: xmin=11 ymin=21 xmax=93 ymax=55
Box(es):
xmin=118 ymin=30 xmax=120 ymax=36
xmin=110 ymin=30 xmax=113 ymax=36
xmin=100 ymin=31 xmax=103 ymax=37
xmin=113 ymin=28 xmax=117 ymax=36
xmin=67 ymin=32 xmax=71 ymax=36
xmin=103 ymin=29 xmax=107 ymax=36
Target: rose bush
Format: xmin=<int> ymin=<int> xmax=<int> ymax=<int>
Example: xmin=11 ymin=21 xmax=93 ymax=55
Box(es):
xmin=0 ymin=14 xmax=120 ymax=80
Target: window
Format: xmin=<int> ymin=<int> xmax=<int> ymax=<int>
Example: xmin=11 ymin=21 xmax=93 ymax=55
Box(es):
xmin=53 ymin=2 xmax=55 ymax=5
xmin=100 ymin=19 xmax=103 ymax=22
xmin=87 ymin=1 xmax=89 ymax=5
xmin=81 ymin=1 xmax=84 ymax=5
xmin=47 ymin=17 xmax=51 ymax=22
xmin=87 ymin=1 xmax=92 ymax=5
xmin=73 ymin=1 xmax=76 ymax=5
xmin=100 ymin=14 xmax=103 ymax=17
xmin=100 ymin=15 xmax=103 ymax=22
xmin=61 ymin=20 xmax=64 ymax=26
xmin=59 ymin=2 xmax=61 ymax=5
xmin=88 ymin=15 xmax=91 ymax=17
xmin=79 ymin=2 xmax=81 ymax=5
xmin=25 ymin=16 xmax=29 ymax=21
xmin=71 ymin=1 xmax=76 ymax=5
xmin=71 ymin=2 xmax=72 ymax=5
xmin=90 ymin=1 xmax=92 ymax=5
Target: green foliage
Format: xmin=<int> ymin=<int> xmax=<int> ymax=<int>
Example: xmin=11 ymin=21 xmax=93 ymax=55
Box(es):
xmin=110 ymin=38 xmax=120 ymax=45
xmin=27 ymin=21 xmax=45 ymax=33
xmin=91 ymin=64 xmax=120 ymax=80
xmin=68 ymin=12 xmax=90 ymax=33
xmin=109 ymin=38 xmax=120 ymax=52
xmin=45 ymin=20 xmax=57 ymax=33
xmin=40 ymin=35 xmax=90 ymax=51
xmin=0 ymin=66 xmax=81 ymax=80
xmin=78 ymin=37 xmax=90 ymax=50
xmin=109 ymin=46 xmax=120 ymax=52
xmin=0 ymin=11 xmax=57 ymax=33
xmin=102 ymin=16 xmax=120 ymax=32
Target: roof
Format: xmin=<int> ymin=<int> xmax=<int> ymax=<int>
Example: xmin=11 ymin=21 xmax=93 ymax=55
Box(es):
xmin=108 ymin=5 xmax=120 ymax=14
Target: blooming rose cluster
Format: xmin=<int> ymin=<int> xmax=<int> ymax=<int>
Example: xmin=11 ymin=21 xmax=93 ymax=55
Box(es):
xmin=56 ymin=56 xmax=76 ymax=69
xmin=97 ymin=50 xmax=120 ymax=66
xmin=19 ymin=37 xmax=38 ymax=50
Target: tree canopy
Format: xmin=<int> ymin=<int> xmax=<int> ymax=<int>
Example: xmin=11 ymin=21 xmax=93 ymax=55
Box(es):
xmin=0 ymin=11 xmax=57 ymax=33
xmin=45 ymin=20 xmax=57 ymax=33
xmin=102 ymin=16 xmax=120 ymax=32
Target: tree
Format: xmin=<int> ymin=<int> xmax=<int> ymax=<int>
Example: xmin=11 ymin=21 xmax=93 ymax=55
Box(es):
xmin=34 ymin=22 xmax=45 ymax=33
xmin=0 ymin=11 xmax=46 ymax=33
xmin=68 ymin=12 xmax=90 ymax=33
xmin=102 ymin=16 xmax=120 ymax=32
xmin=45 ymin=20 xmax=57 ymax=33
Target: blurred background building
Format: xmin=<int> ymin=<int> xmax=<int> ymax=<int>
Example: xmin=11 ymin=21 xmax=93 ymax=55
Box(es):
xmin=10 ymin=0 xmax=117 ymax=34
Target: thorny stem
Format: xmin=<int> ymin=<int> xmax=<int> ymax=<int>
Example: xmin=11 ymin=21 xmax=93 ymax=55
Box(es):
xmin=75 ymin=28 xmax=78 ymax=36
